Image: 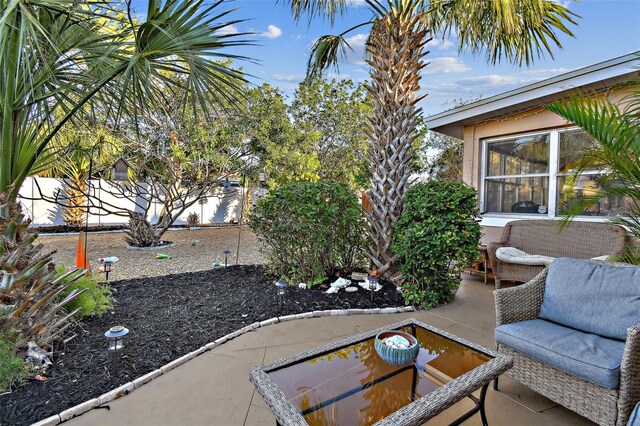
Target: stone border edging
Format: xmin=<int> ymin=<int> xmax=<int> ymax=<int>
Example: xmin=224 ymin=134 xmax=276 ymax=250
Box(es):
xmin=31 ymin=306 xmax=416 ymax=426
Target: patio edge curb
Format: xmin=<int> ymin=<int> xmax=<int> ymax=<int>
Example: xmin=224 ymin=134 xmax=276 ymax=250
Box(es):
xmin=34 ymin=305 xmax=415 ymax=425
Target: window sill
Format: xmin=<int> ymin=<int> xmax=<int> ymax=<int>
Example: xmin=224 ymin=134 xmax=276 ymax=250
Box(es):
xmin=480 ymin=214 xmax=612 ymax=227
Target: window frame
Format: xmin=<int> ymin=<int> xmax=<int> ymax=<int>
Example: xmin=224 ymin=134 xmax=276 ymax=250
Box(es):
xmin=480 ymin=126 xmax=615 ymax=221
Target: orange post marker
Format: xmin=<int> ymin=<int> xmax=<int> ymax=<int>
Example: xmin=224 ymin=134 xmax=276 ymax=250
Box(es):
xmin=76 ymin=232 xmax=90 ymax=270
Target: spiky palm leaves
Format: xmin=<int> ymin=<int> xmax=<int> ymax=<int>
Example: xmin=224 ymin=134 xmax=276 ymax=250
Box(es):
xmin=0 ymin=199 xmax=84 ymax=349
xmin=546 ymin=75 xmax=640 ymax=260
xmin=0 ymin=0 xmax=250 ymax=350
xmin=364 ymin=5 xmax=429 ymax=276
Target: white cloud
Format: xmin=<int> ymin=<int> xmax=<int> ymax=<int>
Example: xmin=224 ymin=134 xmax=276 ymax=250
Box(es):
xmin=260 ymin=24 xmax=282 ymax=39
xmin=427 ymin=37 xmax=455 ymax=50
xmin=348 ymin=0 xmax=368 ymax=6
xmin=271 ymin=73 xmax=305 ymax=82
xmin=345 ymin=33 xmax=368 ymax=65
xmin=217 ymin=25 xmax=239 ymax=36
xmin=423 ymin=57 xmax=471 ymax=75
xmin=455 ymin=74 xmax=542 ymax=88
xmin=523 ymin=67 xmax=572 ymax=75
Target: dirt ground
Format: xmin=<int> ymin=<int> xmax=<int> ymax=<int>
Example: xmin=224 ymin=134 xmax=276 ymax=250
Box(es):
xmin=36 ymin=226 xmax=265 ymax=281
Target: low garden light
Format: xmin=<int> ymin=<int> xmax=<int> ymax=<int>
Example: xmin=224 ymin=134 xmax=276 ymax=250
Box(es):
xmin=224 ymin=250 xmax=231 ymax=267
xmin=105 ymin=325 xmax=129 ymax=351
xmin=368 ymin=275 xmax=379 ymax=302
xmin=275 ymin=280 xmax=288 ymax=308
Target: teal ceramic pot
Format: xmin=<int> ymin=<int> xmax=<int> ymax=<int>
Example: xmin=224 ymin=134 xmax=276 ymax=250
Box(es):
xmin=374 ymin=331 xmax=419 ymax=366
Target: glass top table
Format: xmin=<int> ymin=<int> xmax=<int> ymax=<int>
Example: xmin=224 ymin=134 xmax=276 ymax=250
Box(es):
xmin=250 ymin=318 xmax=513 ymax=426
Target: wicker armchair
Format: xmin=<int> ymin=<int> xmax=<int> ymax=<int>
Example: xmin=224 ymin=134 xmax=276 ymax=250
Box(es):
xmin=487 ymin=220 xmax=627 ymax=288
xmin=494 ymin=262 xmax=640 ymax=426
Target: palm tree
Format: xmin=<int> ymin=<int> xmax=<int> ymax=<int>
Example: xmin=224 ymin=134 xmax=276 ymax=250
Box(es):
xmin=547 ymin=74 xmax=640 ymax=261
xmin=0 ymin=0 xmax=250 ymax=219
xmin=0 ymin=0 xmax=251 ymax=350
xmin=283 ymin=0 xmax=577 ymax=277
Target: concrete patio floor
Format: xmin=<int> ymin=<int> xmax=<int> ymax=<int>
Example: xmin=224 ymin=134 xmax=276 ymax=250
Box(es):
xmin=67 ymin=276 xmax=594 ymax=426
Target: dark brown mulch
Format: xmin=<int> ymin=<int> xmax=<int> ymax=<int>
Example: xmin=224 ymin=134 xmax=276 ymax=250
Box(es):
xmin=0 ymin=265 xmax=404 ymax=426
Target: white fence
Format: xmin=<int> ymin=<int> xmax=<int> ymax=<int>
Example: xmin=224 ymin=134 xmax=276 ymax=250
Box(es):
xmin=18 ymin=177 xmax=254 ymax=227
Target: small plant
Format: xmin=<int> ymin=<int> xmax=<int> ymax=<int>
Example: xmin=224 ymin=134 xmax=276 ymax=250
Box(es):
xmin=0 ymin=335 xmax=27 ymax=392
xmin=56 ymin=267 xmax=113 ymax=318
xmin=392 ymin=181 xmax=481 ymax=308
xmin=186 ymin=212 xmax=200 ymax=228
xmin=250 ymin=180 xmax=367 ymax=284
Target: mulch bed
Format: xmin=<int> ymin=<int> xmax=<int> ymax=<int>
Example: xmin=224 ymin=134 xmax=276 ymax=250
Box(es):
xmin=0 ymin=265 xmax=405 ymax=426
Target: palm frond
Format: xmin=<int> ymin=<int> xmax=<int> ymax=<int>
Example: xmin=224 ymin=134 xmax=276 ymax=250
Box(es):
xmin=427 ymin=0 xmax=579 ymax=66
xmin=279 ymin=0 xmax=348 ymax=25
xmin=546 ymin=82 xmax=640 ymax=230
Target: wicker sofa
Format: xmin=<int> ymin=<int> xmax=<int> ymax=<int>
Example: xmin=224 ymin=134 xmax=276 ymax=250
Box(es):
xmin=487 ymin=220 xmax=627 ymax=288
xmin=494 ymin=258 xmax=640 ymax=426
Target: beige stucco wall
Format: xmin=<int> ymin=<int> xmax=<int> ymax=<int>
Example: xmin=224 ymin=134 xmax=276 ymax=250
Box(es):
xmin=462 ymin=89 xmax=629 ymax=190
xmin=460 ymin=89 xmax=630 ymax=243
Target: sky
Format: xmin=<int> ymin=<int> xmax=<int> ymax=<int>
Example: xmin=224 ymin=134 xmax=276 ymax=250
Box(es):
xmin=132 ymin=0 xmax=640 ymax=116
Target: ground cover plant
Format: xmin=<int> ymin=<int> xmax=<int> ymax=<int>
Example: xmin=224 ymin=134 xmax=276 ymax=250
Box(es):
xmin=250 ymin=180 xmax=367 ymax=285
xmin=0 ymin=265 xmax=403 ymax=426
xmin=56 ymin=267 xmax=113 ymax=319
xmin=393 ymin=181 xmax=481 ymax=308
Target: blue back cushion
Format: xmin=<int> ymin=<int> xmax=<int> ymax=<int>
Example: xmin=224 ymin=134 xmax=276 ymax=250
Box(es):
xmin=539 ymin=258 xmax=640 ymax=340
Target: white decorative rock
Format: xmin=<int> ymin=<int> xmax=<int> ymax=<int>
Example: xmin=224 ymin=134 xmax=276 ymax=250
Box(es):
xmin=133 ymin=369 xmax=163 ymax=389
xmin=160 ymin=353 xmax=194 ymax=374
xmin=214 ymin=336 xmax=228 ymax=345
xmin=259 ymin=317 xmax=279 ymax=327
xmin=298 ymin=283 xmax=307 ymax=289
xmin=59 ymin=398 xmax=99 ymax=422
xmin=278 ymin=314 xmax=298 ymax=322
xmin=351 ymin=272 xmax=368 ymax=281
xmin=98 ymin=382 xmax=134 ymax=405
xmin=31 ymin=415 xmax=61 ymax=426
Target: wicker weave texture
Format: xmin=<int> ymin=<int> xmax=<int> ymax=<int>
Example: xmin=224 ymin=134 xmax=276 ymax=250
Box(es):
xmin=494 ymin=260 xmax=640 ymax=426
xmin=487 ymin=220 xmax=627 ymax=287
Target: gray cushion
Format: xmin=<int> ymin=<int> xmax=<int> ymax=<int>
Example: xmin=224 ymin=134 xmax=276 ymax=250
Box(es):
xmin=496 ymin=319 xmax=625 ymax=389
xmin=539 ymin=258 xmax=640 ymax=340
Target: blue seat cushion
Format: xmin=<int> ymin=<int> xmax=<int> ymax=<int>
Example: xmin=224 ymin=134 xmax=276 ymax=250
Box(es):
xmin=495 ymin=319 xmax=625 ymax=389
xmin=540 ymin=258 xmax=640 ymax=341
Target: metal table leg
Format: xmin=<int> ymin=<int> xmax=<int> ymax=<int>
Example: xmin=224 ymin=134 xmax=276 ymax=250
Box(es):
xmin=449 ymin=382 xmax=490 ymax=426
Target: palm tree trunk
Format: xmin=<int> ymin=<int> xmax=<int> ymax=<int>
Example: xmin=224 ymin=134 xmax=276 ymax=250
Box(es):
xmin=364 ymin=5 xmax=429 ymax=278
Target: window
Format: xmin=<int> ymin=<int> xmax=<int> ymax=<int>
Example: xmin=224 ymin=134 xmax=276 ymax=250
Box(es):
xmin=556 ymin=130 xmax=631 ymax=217
xmin=482 ymin=129 xmax=632 ymax=218
xmin=483 ymin=133 xmax=549 ymax=214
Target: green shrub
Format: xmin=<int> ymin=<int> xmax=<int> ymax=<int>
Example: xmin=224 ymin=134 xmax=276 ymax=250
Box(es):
xmin=57 ymin=267 xmax=113 ymax=318
xmin=250 ymin=180 xmax=367 ymax=284
xmin=0 ymin=336 xmax=27 ymax=392
xmin=392 ymin=181 xmax=481 ymax=308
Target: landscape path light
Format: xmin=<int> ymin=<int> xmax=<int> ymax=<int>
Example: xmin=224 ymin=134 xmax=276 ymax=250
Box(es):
xmin=275 ymin=279 xmax=288 ymax=309
xmin=368 ymin=275 xmax=379 ymax=303
xmin=105 ymin=325 xmax=129 ymax=351
xmin=224 ymin=250 xmax=231 ymax=267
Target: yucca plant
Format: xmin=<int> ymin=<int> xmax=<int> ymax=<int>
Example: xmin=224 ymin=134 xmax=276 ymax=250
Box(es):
xmin=0 ymin=199 xmax=85 ymax=349
xmin=283 ymin=0 xmax=577 ymax=277
xmin=547 ymin=74 xmax=640 ymax=262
